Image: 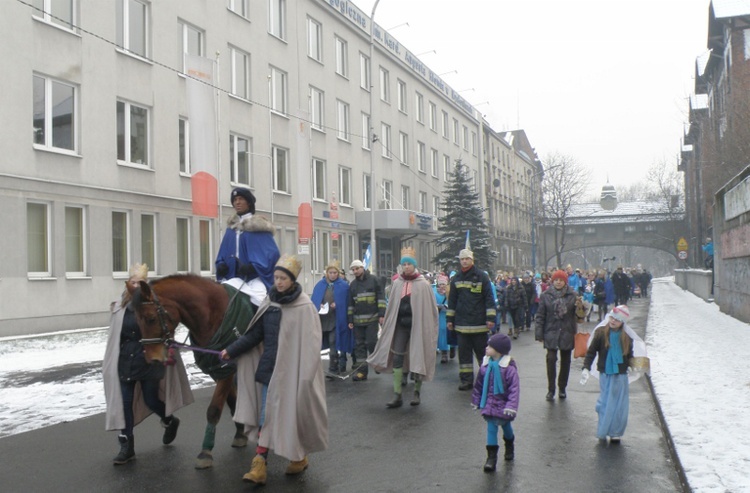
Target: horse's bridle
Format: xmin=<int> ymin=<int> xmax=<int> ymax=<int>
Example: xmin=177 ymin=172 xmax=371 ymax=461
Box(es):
xmin=139 ymin=291 xmax=177 ymax=347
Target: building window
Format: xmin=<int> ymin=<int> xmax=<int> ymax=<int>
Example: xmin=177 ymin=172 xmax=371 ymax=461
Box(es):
xmin=336 ymin=100 xmax=350 ymax=141
xmin=27 ymin=202 xmax=50 ymax=276
xmin=313 ymin=158 xmax=326 ymax=200
xmin=415 ymin=92 xmax=424 ymax=123
xmin=433 ymin=196 xmax=440 ymax=217
xmin=401 ymin=185 xmax=410 ymax=210
xmin=471 ymin=131 xmax=477 ymax=156
xmin=417 ymin=141 xmax=426 ymax=172
xmin=442 ymin=110 xmax=449 ymax=138
xmin=179 ymin=20 xmax=204 ymax=72
xmin=270 ymin=66 xmax=287 ymax=114
xmin=230 ymin=46 xmax=250 ymax=99
xmin=359 ymin=53 xmax=370 ymax=90
xmin=397 ymin=79 xmax=407 ymax=113
xmin=273 ymin=146 xmax=289 ymax=192
xmin=339 ymin=167 xmax=351 ymax=206
xmin=399 ymin=132 xmax=409 ymax=165
xmin=228 ymin=0 xmax=249 ymax=18
xmin=32 ymin=0 xmax=75 ymax=30
xmin=419 ymin=192 xmax=427 ymax=213
xmin=430 ymin=148 xmax=438 ymax=177
xmin=199 ymin=219 xmax=212 ymax=272
xmin=453 ymin=118 xmax=459 ymax=145
xmin=310 ymin=86 xmax=324 ymax=131
xmin=268 ymin=0 xmax=285 ymax=39
xmin=111 ymin=211 xmax=130 ymax=274
xmin=179 ymin=118 xmax=190 ymax=174
xmin=116 ymin=0 xmax=148 ymax=57
xmin=428 ymin=102 xmax=437 ymax=131
xmin=176 ymin=217 xmax=190 ymax=272
xmin=141 ymin=213 xmax=156 ymax=273
xmin=65 ymin=206 xmax=86 ymax=275
xmin=462 ymin=125 xmax=469 ymax=150
xmin=382 ymin=180 xmax=393 ymax=209
xmin=379 ymin=67 xmax=390 ymax=102
xmin=361 ymin=113 xmax=370 ymax=149
xmin=229 ymin=133 xmax=250 ymax=185
xmin=335 ymin=36 xmax=348 ymax=77
xmin=443 ymin=154 xmax=451 ymax=179
xmin=307 ymin=17 xmax=322 ymax=61
xmin=381 ymin=123 xmax=391 ymax=158
xmin=33 ymin=75 xmax=76 ymax=152
xmin=116 ymin=100 xmax=149 ymax=166
xmin=363 ymin=174 xmax=372 ymax=209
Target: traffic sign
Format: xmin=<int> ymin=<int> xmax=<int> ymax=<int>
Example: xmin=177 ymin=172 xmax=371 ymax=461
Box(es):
xmin=677 ymin=237 xmax=688 ymax=252
xmin=678 ymin=250 xmax=687 ymax=260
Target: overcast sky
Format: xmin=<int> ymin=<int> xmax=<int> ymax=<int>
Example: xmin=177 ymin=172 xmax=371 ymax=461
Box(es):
xmin=354 ymin=0 xmax=711 ymax=198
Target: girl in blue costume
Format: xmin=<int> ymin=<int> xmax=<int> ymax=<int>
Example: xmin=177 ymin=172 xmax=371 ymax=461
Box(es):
xmin=433 ymin=274 xmax=454 ymax=363
xmin=311 ymin=261 xmax=354 ymax=376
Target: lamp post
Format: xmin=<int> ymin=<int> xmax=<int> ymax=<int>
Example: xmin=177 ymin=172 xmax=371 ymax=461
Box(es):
xmin=369 ymin=0 xmax=381 ymax=275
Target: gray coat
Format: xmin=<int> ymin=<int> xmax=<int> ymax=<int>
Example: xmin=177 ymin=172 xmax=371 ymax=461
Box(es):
xmin=534 ymin=286 xmax=578 ymax=351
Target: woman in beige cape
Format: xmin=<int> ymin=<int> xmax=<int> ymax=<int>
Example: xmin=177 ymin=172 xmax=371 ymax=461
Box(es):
xmin=368 ymin=248 xmax=439 ymax=408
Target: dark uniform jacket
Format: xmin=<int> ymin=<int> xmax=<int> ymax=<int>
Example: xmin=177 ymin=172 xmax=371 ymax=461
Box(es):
xmin=446 ymin=266 xmax=496 ymax=334
xmin=347 ymin=271 xmax=386 ymax=326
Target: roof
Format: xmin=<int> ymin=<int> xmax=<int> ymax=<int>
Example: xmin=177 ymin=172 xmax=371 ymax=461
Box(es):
xmin=711 ymin=0 xmax=750 ymax=20
xmin=562 ymin=201 xmax=685 ymax=225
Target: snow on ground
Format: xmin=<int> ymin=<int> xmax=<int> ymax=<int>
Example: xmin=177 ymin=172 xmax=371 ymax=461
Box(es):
xmin=0 ymin=278 xmax=748 ymax=492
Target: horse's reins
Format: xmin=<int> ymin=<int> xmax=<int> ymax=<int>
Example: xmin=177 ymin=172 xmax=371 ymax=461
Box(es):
xmin=139 ymin=289 xmax=176 ymax=347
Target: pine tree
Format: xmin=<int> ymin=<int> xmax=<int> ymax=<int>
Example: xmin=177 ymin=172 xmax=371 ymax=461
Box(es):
xmin=433 ymin=159 xmax=497 ymax=271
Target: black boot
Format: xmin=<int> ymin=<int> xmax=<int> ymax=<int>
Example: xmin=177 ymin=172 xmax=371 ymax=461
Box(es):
xmin=410 ymin=390 xmax=421 ymax=406
xmin=483 ymin=445 xmax=499 ymax=472
xmin=113 ymin=434 xmax=135 ymax=465
xmin=386 ymin=393 xmax=403 ymax=408
xmin=162 ymin=416 xmax=180 ymax=445
xmin=503 ymin=437 xmax=515 ymax=461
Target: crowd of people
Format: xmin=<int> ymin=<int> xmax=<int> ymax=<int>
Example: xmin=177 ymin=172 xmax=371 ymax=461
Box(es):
xmin=103 ymin=186 xmax=653 ymax=483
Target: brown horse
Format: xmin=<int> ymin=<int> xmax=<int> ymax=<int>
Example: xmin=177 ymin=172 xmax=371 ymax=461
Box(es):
xmin=128 ymin=274 xmax=252 ymax=469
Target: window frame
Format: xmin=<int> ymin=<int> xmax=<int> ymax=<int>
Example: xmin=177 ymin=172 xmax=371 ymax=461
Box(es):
xmin=359 ymin=52 xmax=370 ymax=91
xmin=335 ymin=36 xmax=348 ymax=77
xmin=381 ymin=123 xmax=391 ymax=158
xmin=140 ymin=213 xmax=157 ymax=274
xmin=417 ymin=141 xmax=426 ymax=172
xmin=401 ymin=185 xmax=410 ymax=210
xmin=418 ymin=191 xmax=427 ymax=213
xmin=111 ymin=210 xmax=131 ymax=276
xmin=116 ymin=0 xmax=149 ymax=58
xmin=336 ymin=99 xmax=350 ymax=141
xmin=179 ymin=117 xmax=190 ymax=174
xmin=179 ymin=20 xmax=204 ymax=73
xmin=397 ymin=79 xmax=407 ymax=113
xmin=272 ymin=146 xmax=290 ymax=193
xmin=64 ymin=205 xmax=87 ymax=276
xmin=175 ymin=217 xmax=191 ymax=273
xmin=27 ymin=202 xmax=52 ymax=277
xmin=310 ymin=86 xmax=325 ymax=131
xmin=399 ymin=132 xmax=408 ymax=165
xmin=430 ymin=148 xmax=439 ymax=177
xmin=229 ymin=45 xmax=250 ymax=100
xmin=312 ymin=158 xmax=326 ymax=200
xmin=363 ymin=173 xmax=372 ymax=210
xmin=382 ymin=180 xmax=393 ymax=209
xmin=442 ymin=110 xmax=449 ymax=138
xmin=229 ymin=133 xmax=251 ymax=186
xmin=227 ymin=0 xmax=249 ymax=19
xmin=428 ymin=102 xmax=437 ymax=131
xmin=33 ymin=74 xmax=78 ymax=154
xmin=339 ymin=166 xmax=352 ymax=206
xmin=116 ymin=100 xmax=150 ymax=167
xmin=268 ymin=0 xmax=286 ymax=40
xmin=199 ymin=218 xmax=213 ymax=273
xmin=32 ymin=0 xmax=76 ymax=32
xmin=415 ymin=92 xmax=424 ymax=123
xmin=379 ymin=67 xmax=390 ymax=102
xmin=361 ymin=112 xmax=371 ymax=150
xmin=307 ymin=16 xmax=322 ymax=62
xmin=270 ymin=66 xmax=288 ymax=115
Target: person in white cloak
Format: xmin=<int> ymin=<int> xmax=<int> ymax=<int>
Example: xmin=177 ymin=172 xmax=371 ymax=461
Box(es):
xmin=579 ymin=305 xmax=649 ymax=443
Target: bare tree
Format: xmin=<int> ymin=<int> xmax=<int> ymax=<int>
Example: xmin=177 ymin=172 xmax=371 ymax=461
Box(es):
xmin=541 ymin=153 xmax=591 ymax=267
xmin=644 ymin=156 xmax=686 ymax=258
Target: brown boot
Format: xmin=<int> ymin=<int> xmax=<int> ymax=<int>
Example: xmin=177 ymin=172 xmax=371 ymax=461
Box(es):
xmin=242 ymin=455 xmax=267 ymax=484
xmin=285 ymin=456 xmax=309 ymax=475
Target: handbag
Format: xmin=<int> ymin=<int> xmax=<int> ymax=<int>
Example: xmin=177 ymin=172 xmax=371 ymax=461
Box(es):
xmin=574 ymin=331 xmax=590 ymax=359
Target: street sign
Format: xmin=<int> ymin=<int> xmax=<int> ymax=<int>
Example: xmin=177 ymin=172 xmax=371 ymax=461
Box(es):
xmin=297 ymin=244 xmax=310 ymax=255
xmin=678 ymin=250 xmax=688 ymax=260
xmin=677 ymin=237 xmax=688 ymax=251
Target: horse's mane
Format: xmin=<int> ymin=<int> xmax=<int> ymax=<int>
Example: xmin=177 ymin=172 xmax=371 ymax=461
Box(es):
xmin=149 ymin=273 xmax=211 ymax=286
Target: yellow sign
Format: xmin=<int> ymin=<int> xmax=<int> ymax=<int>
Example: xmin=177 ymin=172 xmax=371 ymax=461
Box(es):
xmin=677 ymin=237 xmax=688 ymax=251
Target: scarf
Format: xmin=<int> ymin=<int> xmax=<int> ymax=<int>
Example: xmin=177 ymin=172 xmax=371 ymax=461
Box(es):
xmin=605 ymin=329 xmax=624 ymax=374
xmin=479 ymin=358 xmax=504 ymax=409
xmin=550 ymin=286 xmax=568 ymax=319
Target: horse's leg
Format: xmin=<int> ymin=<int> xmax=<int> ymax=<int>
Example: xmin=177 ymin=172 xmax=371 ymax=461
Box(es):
xmin=226 ymin=379 xmax=248 ymax=448
xmin=195 ymin=380 xmax=232 ymax=470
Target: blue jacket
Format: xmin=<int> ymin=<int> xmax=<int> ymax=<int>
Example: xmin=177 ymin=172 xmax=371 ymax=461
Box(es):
xmin=311 ymin=276 xmax=354 ymax=353
xmin=215 ymin=213 xmax=280 ymax=288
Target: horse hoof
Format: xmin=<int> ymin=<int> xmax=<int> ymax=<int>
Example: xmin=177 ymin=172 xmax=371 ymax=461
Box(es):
xmin=231 ymin=435 xmax=248 ymax=448
xmin=195 ymin=450 xmax=213 ymax=470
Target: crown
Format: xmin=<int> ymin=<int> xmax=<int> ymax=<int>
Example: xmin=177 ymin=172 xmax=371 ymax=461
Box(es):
xmin=275 ymin=254 xmax=302 ymax=280
xmin=401 ymin=246 xmax=416 ymax=258
xmin=324 ymin=259 xmax=341 ymax=271
xmin=128 ymin=263 xmax=149 ymax=280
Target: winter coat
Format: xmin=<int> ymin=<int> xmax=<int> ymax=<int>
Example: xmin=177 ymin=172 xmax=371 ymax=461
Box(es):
xmin=215 ymin=213 xmax=280 ymax=288
xmin=593 ymin=278 xmax=607 ymax=303
xmin=523 ymin=280 xmax=537 ymax=305
xmin=347 ymin=271 xmax=386 ymax=326
xmin=311 ymin=276 xmax=354 ymax=353
xmin=611 ymin=271 xmax=630 ymax=298
xmin=471 ymin=355 xmax=520 ymax=420
xmin=505 ymin=284 xmax=528 ymax=310
xmin=534 ymin=285 xmax=578 ymax=351
xmin=447 ymin=266 xmax=496 ymax=333
xmin=583 ymin=326 xmax=634 ymax=375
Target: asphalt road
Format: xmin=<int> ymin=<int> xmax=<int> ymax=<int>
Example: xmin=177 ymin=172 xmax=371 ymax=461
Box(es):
xmin=0 ymin=296 xmax=685 ymax=492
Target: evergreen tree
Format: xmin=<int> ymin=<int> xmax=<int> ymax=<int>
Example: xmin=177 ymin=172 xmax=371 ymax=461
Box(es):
xmin=433 ymin=159 xmax=497 ymax=271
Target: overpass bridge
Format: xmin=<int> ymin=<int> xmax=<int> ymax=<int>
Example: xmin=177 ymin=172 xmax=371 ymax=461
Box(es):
xmin=539 ymin=200 xmax=686 ymax=268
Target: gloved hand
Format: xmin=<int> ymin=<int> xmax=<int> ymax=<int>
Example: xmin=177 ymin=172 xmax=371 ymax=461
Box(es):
xmin=237 ymin=261 xmax=256 ymax=279
xmin=626 ymin=366 xmax=632 ymax=375
xmin=502 ymin=409 xmax=517 ymax=419
xmin=216 ymin=262 xmax=229 ymax=278
xmin=471 ymin=404 xmax=478 ymax=410
xmin=580 ymin=369 xmax=590 ymax=385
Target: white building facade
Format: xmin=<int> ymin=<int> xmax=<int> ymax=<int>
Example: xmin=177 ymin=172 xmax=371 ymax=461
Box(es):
xmin=0 ymin=0 xmax=494 ymax=335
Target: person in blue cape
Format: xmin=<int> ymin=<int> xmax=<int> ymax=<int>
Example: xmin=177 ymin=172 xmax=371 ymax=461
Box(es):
xmin=311 ymin=261 xmax=354 ymax=376
xmin=215 ymin=187 xmax=280 ymax=306
xmin=433 ymin=274 xmax=456 ymax=363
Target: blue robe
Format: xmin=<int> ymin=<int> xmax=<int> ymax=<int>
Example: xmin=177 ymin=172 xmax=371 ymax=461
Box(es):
xmin=311 ymin=276 xmax=354 ymax=354
xmin=215 ymin=214 xmax=279 ymax=289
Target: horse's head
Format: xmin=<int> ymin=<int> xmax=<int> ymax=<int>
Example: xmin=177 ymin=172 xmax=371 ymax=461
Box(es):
xmin=130 ymin=280 xmax=177 ymax=363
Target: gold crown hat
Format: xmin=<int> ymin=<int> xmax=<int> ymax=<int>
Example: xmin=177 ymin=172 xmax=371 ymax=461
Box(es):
xmin=400 ymin=246 xmax=418 ymax=267
xmin=275 ymin=254 xmax=302 ymax=281
xmin=128 ymin=263 xmax=149 ymax=280
xmin=324 ymin=259 xmax=341 ymax=272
